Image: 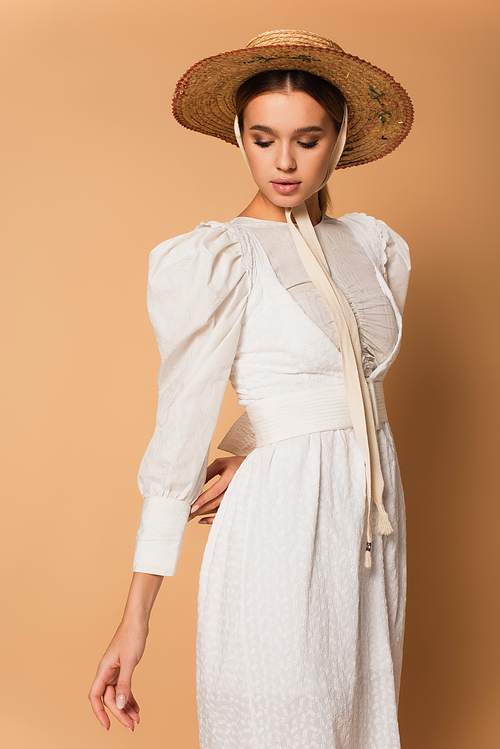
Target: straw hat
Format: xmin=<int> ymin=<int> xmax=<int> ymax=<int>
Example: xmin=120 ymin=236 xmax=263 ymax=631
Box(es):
xmin=172 ymin=29 xmax=414 ymax=169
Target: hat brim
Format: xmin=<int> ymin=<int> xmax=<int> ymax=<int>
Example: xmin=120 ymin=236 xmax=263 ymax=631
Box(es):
xmin=172 ymin=44 xmax=413 ymax=168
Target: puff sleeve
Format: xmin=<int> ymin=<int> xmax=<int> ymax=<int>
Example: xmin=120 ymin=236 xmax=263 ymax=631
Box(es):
xmin=374 ymin=219 xmax=411 ymax=316
xmin=133 ymin=222 xmax=251 ymax=576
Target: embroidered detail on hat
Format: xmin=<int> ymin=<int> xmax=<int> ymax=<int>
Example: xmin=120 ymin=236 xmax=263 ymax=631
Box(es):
xmin=242 ymin=54 xmax=321 ymax=64
xmin=368 ymin=85 xmax=392 ymax=124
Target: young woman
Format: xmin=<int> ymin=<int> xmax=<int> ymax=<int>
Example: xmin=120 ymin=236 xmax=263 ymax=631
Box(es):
xmin=89 ymin=29 xmax=413 ymax=748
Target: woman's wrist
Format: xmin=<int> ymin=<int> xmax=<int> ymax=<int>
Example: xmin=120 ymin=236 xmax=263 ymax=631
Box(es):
xmin=120 ymin=571 xmax=164 ymax=629
xmin=120 ymin=607 xmax=152 ymax=632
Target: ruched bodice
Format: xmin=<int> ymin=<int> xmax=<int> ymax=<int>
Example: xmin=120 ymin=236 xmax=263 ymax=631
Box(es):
xmin=231 ymin=215 xmax=399 ymax=379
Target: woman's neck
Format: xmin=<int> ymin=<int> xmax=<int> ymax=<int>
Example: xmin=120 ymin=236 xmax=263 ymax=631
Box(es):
xmin=238 ymin=191 xmax=323 ymax=226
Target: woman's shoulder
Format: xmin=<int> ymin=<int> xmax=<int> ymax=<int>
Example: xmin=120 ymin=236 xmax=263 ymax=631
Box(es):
xmin=332 ymin=210 xmax=402 ymax=238
xmin=330 ymin=211 xmax=410 ymax=272
xmin=150 ymin=219 xmax=237 ymax=256
xmin=148 ymin=219 xmax=252 ymax=289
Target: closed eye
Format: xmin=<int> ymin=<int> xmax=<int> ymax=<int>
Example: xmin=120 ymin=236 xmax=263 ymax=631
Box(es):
xmin=253 ymin=139 xmax=319 ymax=149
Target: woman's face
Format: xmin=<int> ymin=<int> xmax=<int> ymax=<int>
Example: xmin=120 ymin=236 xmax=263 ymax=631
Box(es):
xmin=241 ymin=90 xmax=338 ymax=209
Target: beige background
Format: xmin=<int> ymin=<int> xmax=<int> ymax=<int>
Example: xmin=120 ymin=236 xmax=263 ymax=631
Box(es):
xmin=1 ymin=0 xmax=499 ymax=746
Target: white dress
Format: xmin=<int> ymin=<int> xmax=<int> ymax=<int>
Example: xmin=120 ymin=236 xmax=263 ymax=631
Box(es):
xmin=133 ymin=213 xmax=411 ymax=749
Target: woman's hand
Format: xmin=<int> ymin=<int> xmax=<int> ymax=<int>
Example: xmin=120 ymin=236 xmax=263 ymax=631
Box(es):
xmin=188 ymin=455 xmax=246 ymax=524
xmin=89 ymin=572 xmax=163 ymax=732
xmin=88 ymin=619 xmax=147 ymax=731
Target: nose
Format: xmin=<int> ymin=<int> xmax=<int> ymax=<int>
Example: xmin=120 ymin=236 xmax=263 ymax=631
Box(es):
xmin=275 ymin=142 xmax=296 ymax=172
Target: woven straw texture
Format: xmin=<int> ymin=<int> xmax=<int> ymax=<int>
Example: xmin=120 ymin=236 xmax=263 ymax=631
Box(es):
xmin=172 ymin=30 xmax=414 ymax=168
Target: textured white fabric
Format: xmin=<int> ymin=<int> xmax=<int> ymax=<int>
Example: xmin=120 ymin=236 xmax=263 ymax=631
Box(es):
xmin=133 ymin=223 xmax=251 ymax=575
xmin=133 ymin=212 xmax=410 ymax=748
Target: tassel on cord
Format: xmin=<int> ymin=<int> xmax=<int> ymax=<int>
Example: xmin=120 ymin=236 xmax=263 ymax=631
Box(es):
xmin=364 ymin=503 xmax=393 ymax=569
xmin=376 ymin=508 xmax=394 ymax=535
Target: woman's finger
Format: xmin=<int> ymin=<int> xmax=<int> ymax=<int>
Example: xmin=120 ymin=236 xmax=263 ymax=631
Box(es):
xmin=123 ymin=702 xmax=140 ymax=725
xmin=127 ymin=691 xmax=140 ymax=715
xmin=199 ymin=473 xmax=231 ymax=503
xmin=197 ymin=497 xmax=225 ymax=515
xmin=119 ymin=690 xmax=140 ymax=724
xmin=114 ymin=658 xmax=135 ymax=716
xmin=188 ymin=480 xmax=225 ymax=520
xmin=88 ymin=675 xmax=112 ymax=730
xmin=189 ymin=466 xmax=238 ymax=519
xmin=189 ymin=491 xmax=226 ymax=521
xmin=103 ymin=684 xmax=136 ymax=732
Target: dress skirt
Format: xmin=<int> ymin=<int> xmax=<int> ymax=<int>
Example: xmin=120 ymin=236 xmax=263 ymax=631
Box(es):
xmin=196 ymin=424 xmax=406 ymax=749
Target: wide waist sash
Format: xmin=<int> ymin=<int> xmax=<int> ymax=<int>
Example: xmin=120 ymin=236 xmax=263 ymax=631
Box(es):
xmin=217 ymin=379 xmax=390 ymax=570
xmin=245 ymin=381 xmax=387 ymax=448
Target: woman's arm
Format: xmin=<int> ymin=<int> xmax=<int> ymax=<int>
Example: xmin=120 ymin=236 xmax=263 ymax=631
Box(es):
xmin=88 ymin=572 xmax=163 ymax=732
xmin=89 ymin=225 xmax=251 ymax=729
xmin=88 ymin=455 xmax=246 ymax=730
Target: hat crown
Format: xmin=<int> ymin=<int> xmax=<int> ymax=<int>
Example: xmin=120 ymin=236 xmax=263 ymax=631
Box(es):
xmin=246 ymin=29 xmax=344 ymax=53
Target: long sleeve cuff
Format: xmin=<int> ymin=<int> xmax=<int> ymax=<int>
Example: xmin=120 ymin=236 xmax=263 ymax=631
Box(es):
xmin=132 ymin=496 xmax=191 ymax=576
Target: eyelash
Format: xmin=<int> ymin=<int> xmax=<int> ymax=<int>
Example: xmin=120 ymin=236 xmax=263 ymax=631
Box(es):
xmin=254 ymin=140 xmax=319 ymax=149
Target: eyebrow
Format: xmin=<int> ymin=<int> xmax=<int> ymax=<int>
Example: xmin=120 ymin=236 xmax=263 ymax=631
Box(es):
xmin=249 ymin=125 xmax=324 ymax=135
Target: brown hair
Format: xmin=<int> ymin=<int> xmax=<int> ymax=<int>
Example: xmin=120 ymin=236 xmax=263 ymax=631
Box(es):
xmin=235 ymin=69 xmax=346 ymax=214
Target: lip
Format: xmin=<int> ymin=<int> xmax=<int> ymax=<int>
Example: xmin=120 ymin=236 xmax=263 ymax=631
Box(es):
xmin=271 ymin=180 xmax=301 ymax=194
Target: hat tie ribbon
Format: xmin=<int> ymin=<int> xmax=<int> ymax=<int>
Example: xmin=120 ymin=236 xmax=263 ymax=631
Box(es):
xmin=234 ymin=104 xmax=393 ymax=568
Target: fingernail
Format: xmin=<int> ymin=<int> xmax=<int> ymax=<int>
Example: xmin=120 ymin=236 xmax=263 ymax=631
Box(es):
xmin=127 ymin=726 xmax=133 ymax=732
xmin=116 ymin=694 xmax=126 ymax=709
xmin=190 ymin=505 xmax=199 ymax=513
